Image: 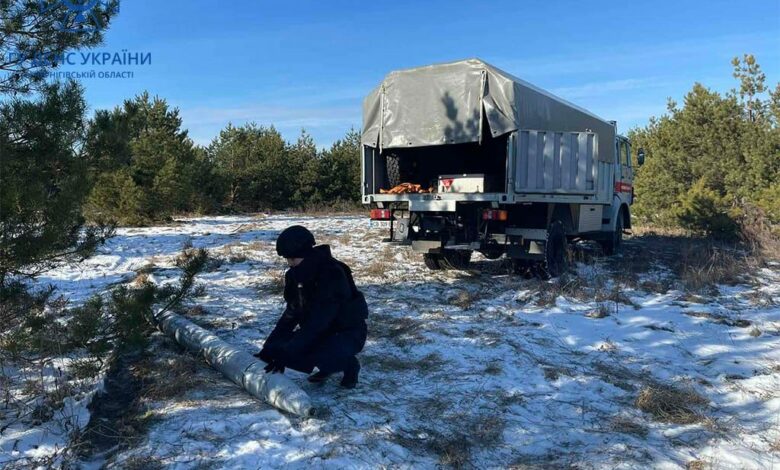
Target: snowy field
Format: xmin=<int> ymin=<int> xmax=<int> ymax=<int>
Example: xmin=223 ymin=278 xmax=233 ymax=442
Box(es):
xmin=2 ymin=214 xmax=780 ymax=469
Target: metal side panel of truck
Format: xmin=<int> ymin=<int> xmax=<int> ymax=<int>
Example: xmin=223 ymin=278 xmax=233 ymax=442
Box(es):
xmin=360 ymin=58 xmax=638 ymax=275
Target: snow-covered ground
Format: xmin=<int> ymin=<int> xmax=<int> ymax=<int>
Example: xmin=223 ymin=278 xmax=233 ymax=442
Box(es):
xmin=2 ymin=214 xmax=779 ymax=469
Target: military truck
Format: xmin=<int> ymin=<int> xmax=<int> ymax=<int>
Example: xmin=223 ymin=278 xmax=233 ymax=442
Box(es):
xmin=361 ymin=59 xmax=643 ymax=276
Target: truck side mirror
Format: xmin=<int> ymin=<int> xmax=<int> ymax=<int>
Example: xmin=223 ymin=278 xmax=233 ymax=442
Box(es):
xmin=637 ymin=148 xmax=645 ymax=166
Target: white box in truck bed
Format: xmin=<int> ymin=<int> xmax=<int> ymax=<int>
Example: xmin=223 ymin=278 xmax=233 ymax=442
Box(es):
xmin=438 ymin=174 xmax=485 ymax=193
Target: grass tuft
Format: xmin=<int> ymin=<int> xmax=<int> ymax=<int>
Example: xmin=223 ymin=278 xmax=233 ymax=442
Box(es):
xmin=610 ymin=416 xmax=649 ymax=438
xmin=635 ymin=383 xmax=708 ymax=424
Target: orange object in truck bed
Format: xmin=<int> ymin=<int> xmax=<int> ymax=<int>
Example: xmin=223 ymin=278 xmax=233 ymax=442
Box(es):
xmin=379 ymin=183 xmax=435 ymax=194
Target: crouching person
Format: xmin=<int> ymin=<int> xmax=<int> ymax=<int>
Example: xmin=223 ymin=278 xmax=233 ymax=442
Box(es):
xmin=255 ymin=226 xmax=368 ymax=389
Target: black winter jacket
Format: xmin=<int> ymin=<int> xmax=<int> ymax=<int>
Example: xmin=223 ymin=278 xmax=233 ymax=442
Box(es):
xmin=265 ymin=245 xmax=368 ymax=358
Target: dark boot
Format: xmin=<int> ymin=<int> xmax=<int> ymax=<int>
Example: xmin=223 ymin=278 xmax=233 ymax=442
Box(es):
xmin=340 ymin=357 xmax=360 ymax=389
xmin=307 ymin=370 xmax=331 ymax=383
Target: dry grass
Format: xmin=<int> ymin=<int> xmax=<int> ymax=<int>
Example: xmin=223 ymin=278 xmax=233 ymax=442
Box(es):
xmin=393 ymin=412 xmax=505 ymax=469
xmin=617 ymin=224 xmax=773 ymax=294
xmin=210 ymin=243 xmax=253 ymax=265
xmin=134 ymin=262 xmax=161 ymax=276
xmin=683 ymin=310 xmax=752 ymax=328
xmin=685 ymin=459 xmax=720 ymax=470
xmin=363 ymin=352 xmax=446 ymax=375
xmin=69 ymin=357 xmax=103 ymax=380
xmin=635 ymin=383 xmax=708 ymax=424
xmin=597 ymin=340 xmax=619 ymax=353
xmin=543 ymin=367 xmax=562 ymax=381
xmin=359 ymin=245 xmax=394 ymax=278
xmin=416 ymin=352 xmax=447 ymax=372
xmin=227 ymin=253 xmax=248 ymax=264
xmin=185 ymin=305 xmax=207 ymax=317
xmin=742 ymin=289 xmax=777 ymax=307
xmin=242 ymin=240 xmax=268 ymax=252
xmin=463 ymin=328 xmax=502 ymax=346
xmin=27 ymin=379 xmax=76 ymax=424
xmin=484 ymin=361 xmax=503 ymax=375
xmin=769 ymin=439 xmax=780 ymax=453
xmin=132 ymin=272 xmax=150 ymax=287
xmin=452 ymin=290 xmax=475 ymax=310
xmin=610 ymin=416 xmax=649 ymax=438
xmin=630 ymin=225 xmax=692 ymax=238
xmin=533 ymin=275 xmax=589 ymax=307
xmin=586 ymin=303 xmax=612 ymax=319
xmin=370 ymin=313 xmax=426 ymax=347
xmin=298 ymin=203 xmax=365 ymax=216
xmin=530 ymin=270 xmax=640 ymax=314
xmin=133 ymin=354 xmax=202 ymax=400
xmin=677 ymin=243 xmax=749 ymax=293
xmin=124 ymin=456 xmax=166 ymax=470
xmin=642 ymin=324 xmax=675 ymax=333
xmin=686 ymin=460 xmax=706 ymax=470
xmin=494 ymin=390 xmax=525 ymax=408
xmin=595 ymin=285 xmax=640 ymax=309
xmin=637 ymin=278 xmax=675 ymax=293
xmin=749 ymin=327 xmax=762 ymax=337
xmin=739 ymin=207 xmax=780 ymax=262
xmin=256 ymin=269 xmax=286 ymax=296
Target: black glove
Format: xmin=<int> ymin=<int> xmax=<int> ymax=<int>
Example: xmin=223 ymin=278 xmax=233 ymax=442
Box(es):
xmin=264 ymin=360 xmax=286 ymax=374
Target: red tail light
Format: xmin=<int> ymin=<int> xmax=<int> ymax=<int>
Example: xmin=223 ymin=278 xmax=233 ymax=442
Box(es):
xmin=482 ymin=209 xmax=508 ymax=221
xmin=370 ymin=209 xmax=392 ymax=220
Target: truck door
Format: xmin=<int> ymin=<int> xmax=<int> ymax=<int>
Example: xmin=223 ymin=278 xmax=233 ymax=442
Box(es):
xmin=615 ymin=138 xmax=633 ymax=202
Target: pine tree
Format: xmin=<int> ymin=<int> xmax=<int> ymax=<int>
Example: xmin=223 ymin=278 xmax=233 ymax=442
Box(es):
xmin=84 ymin=93 xmax=202 ymax=224
xmin=208 ymin=123 xmax=294 ymax=211
xmin=317 ymin=129 xmax=362 ymax=204
xmin=289 ymin=130 xmax=319 ymax=208
xmin=630 ymin=55 xmax=780 ymax=233
xmin=0 ymin=0 xmax=120 ymax=95
xmin=0 ymin=82 xmax=112 ymax=286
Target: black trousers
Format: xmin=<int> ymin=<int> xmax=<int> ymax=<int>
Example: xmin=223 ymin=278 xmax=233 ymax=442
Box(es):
xmin=258 ymin=330 xmax=364 ymax=375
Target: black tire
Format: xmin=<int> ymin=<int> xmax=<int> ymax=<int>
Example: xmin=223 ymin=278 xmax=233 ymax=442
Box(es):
xmin=543 ymin=221 xmax=569 ymax=278
xmin=386 ymin=154 xmax=401 ymax=188
xmin=600 ymin=210 xmax=623 ymax=256
xmin=512 ymin=259 xmax=534 ymax=278
xmin=480 ymin=248 xmax=504 ymax=260
xmin=440 ymin=250 xmax=472 ymax=270
xmin=423 ymin=253 xmax=443 ymax=270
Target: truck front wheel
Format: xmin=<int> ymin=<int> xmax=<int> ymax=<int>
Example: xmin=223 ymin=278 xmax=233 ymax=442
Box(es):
xmin=600 ymin=210 xmax=623 ymax=256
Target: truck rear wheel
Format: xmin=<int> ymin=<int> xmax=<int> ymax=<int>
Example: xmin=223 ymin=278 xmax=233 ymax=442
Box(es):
xmin=512 ymin=259 xmax=534 ymax=278
xmin=440 ymin=250 xmax=472 ymax=270
xmin=480 ymin=248 xmax=504 ymax=260
xmin=543 ymin=221 xmax=569 ymax=278
xmin=423 ymin=253 xmax=444 ymax=270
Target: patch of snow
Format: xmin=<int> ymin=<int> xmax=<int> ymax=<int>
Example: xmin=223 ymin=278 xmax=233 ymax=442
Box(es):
xmin=3 ymin=214 xmax=779 ymax=469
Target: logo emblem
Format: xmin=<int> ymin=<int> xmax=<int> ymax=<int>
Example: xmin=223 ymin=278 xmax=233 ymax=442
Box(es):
xmin=39 ymin=0 xmax=118 ymax=33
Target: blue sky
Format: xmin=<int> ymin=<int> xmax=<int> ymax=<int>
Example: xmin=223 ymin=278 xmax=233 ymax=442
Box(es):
xmin=64 ymin=0 xmax=780 ymax=147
